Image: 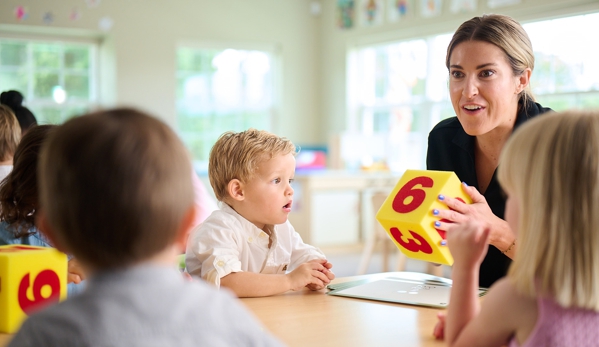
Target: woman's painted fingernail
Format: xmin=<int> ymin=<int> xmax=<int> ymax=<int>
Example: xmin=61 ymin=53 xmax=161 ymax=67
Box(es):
xmin=432 ymin=209 xmax=439 ymax=216
xmin=462 ymin=181 xmax=468 ymax=187
xmin=438 ymin=194 xmax=445 ymax=201
xmin=440 ymin=240 xmax=447 ymax=246
xmin=434 ymin=221 xmax=441 ymax=227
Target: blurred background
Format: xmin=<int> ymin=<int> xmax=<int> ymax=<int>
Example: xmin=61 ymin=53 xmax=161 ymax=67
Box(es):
xmin=1 ymin=0 xmax=598 ymax=276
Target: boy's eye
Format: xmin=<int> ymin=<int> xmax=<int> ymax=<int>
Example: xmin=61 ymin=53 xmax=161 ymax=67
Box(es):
xmin=289 ymin=179 xmax=294 ymax=184
xmin=273 ymin=178 xmax=281 ymax=184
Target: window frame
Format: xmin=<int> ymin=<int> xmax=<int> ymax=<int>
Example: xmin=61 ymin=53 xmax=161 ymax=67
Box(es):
xmin=346 ymin=10 xmax=599 ymax=171
xmin=0 ymin=28 xmax=100 ymax=124
xmin=175 ymin=40 xmax=281 ymax=172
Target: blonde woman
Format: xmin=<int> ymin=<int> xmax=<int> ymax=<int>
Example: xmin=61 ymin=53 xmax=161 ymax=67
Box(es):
xmin=428 ymin=14 xmax=552 ymax=288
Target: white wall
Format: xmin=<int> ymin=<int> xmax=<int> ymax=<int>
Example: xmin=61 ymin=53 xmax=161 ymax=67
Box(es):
xmin=2 ymin=0 xmax=598 ymax=146
xmin=0 ymin=0 xmax=322 ymax=145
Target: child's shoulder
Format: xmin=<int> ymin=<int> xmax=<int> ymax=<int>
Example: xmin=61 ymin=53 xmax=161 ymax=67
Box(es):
xmin=203 ymin=207 xmax=242 ymax=225
xmin=194 ymin=208 xmax=246 ymax=237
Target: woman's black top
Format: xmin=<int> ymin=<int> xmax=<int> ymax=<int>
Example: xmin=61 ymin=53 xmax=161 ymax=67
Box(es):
xmin=426 ymin=101 xmax=552 ymax=288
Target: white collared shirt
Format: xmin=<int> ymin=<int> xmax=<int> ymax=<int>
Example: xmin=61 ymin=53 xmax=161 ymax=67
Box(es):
xmin=185 ymin=203 xmax=326 ymax=287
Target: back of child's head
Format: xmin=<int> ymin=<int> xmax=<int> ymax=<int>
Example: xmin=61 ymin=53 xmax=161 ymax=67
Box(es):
xmin=0 ymin=104 xmax=20 ymax=162
xmin=0 ymin=125 xmax=54 ymax=233
xmin=0 ymin=90 xmax=37 ymax=133
xmin=208 ymin=128 xmax=296 ymax=202
xmin=498 ymin=110 xmax=599 ymax=310
xmin=39 ymin=108 xmax=194 ymax=270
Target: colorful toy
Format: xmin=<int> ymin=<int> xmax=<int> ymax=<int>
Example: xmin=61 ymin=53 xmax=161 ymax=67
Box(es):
xmin=0 ymin=245 xmax=67 ymax=333
xmin=375 ymin=170 xmax=472 ymax=265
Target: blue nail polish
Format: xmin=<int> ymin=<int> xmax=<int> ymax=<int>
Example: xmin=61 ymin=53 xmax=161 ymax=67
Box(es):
xmin=438 ymin=194 xmax=445 ymax=201
xmin=432 ymin=209 xmax=439 ymax=216
xmin=434 ymin=221 xmax=441 ymax=227
xmin=440 ymin=240 xmax=447 ymax=246
xmin=462 ymin=181 xmax=468 ymax=187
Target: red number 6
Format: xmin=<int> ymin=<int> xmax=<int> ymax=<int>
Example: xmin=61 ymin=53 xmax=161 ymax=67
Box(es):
xmin=392 ymin=176 xmax=434 ymax=213
xmin=18 ymin=270 xmax=61 ymax=314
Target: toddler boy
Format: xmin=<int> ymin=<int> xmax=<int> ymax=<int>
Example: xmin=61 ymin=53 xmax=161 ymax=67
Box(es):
xmin=185 ymin=129 xmax=334 ymax=297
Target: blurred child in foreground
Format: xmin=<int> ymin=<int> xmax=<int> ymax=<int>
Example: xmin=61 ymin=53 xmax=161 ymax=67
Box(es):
xmin=8 ymin=108 xmax=283 ymax=347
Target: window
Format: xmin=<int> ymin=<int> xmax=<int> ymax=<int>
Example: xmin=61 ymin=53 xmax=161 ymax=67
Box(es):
xmin=348 ymin=33 xmax=453 ymax=172
xmin=0 ymin=38 xmax=98 ymax=124
xmin=349 ymin=11 xmax=599 ymax=172
xmin=524 ymin=13 xmax=599 ymax=110
xmin=176 ymin=46 xmax=275 ymax=171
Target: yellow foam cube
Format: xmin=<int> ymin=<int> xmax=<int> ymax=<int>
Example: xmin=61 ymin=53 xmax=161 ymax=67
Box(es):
xmin=0 ymin=245 xmax=67 ymax=333
xmin=376 ymin=170 xmax=472 ymax=266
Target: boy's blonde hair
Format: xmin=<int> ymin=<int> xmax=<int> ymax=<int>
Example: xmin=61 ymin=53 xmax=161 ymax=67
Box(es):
xmin=0 ymin=104 xmax=21 ymax=162
xmin=39 ymin=108 xmax=194 ymax=270
xmin=498 ymin=110 xmax=599 ymax=310
xmin=209 ymin=128 xmax=296 ymax=201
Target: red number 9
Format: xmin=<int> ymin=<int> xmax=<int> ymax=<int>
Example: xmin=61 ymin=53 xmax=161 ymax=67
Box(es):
xmin=18 ymin=270 xmax=61 ymax=314
xmin=392 ymin=176 xmax=434 ymax=213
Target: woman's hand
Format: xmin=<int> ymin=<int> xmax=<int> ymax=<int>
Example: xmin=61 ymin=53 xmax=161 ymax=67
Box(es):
xmin=433 ymin=183 xmax=514 ymax=256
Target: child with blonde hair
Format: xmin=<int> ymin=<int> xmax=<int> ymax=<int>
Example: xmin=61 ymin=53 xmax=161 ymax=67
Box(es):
xmin=438 ymin=110 xmax=599 ymax=346
xmin=0 ymin=104 xmax=21 ymax=180
xmin=8 ymin=109 xmax=282 ymax=347
xmin=186 ymin=128 xmax=334 ymax=297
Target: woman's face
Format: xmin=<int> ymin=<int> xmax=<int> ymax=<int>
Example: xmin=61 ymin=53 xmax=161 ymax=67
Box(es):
xmin=448 ymin=40 xmax=528 ymax=137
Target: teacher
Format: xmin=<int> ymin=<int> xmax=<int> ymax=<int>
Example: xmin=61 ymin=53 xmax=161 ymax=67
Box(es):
xmin=427 ymin=14 xmax=551 ymax=288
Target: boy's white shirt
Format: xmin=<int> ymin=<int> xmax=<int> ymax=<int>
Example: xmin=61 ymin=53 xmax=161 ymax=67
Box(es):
xmin=185 ymin=202 xmax=325 ymax=287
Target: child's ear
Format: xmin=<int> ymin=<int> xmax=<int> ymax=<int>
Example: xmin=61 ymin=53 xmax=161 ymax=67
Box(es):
xmin=174 ymin=205 xmax=197 ymax=253
xmin=227 ymin=179 xmax=245 ymax=202
xmin=35 ymin=210 xmax=69 ymax=254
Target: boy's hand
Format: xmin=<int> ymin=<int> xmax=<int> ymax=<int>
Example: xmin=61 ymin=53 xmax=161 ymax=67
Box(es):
xmin=305 ymin=259 xmax=335 ymax=290
xmin=68 ymin=258 xmax=86 ymax=284
xmin=182 ymin=271 xmax=194 ymax=281
xmin=432 ymin=311 xmax=446 ymax=340
xmin=287 ymin=259 xmax=331 ymax=291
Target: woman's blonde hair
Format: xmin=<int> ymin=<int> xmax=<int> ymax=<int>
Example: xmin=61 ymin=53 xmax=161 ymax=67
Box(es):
xmin=446 ymin=14 xmax=535 ymax=105
xmin=498 ymin=110 xmax=599 ymax=310
xmin=208 ymin=128 xmax=296 ymax=201
xmin=0 ymin=104 xmax=21 ymax=162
